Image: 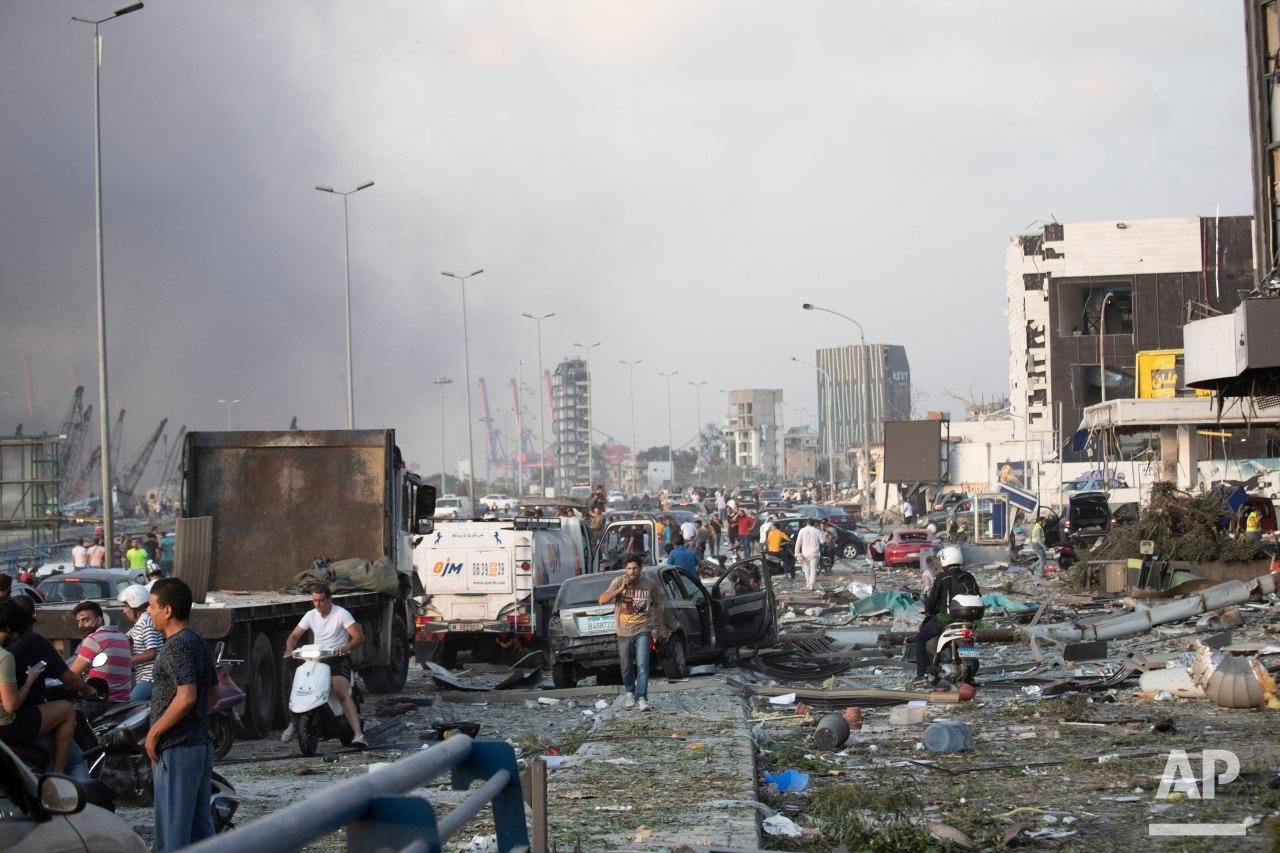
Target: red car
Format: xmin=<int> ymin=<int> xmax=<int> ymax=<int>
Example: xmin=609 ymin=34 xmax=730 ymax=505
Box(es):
xmin=883 ymin=528 xmax=936 ymax=567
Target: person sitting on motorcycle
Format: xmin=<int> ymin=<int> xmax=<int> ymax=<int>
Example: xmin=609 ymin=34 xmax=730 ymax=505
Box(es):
xmin=909 ymin=546 xmax=979 ymax=687
xmin=0 ymin=598 xmax=76 ymax=773
xmin=119 ymin=584 xmax=164 ymax=702
xmin=283 ymin=584 xmax=367 ymax=748
xmin=70 ymin=600 xmax=133 ymax=704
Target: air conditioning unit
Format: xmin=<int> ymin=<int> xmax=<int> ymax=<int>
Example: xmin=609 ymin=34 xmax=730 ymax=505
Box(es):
xmin=1185 ymin=298 xmax=1280 ymax=392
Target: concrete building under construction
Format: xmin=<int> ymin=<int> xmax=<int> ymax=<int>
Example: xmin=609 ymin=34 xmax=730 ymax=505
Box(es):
xmin=551 ymin=358 xmax=590 ymax=491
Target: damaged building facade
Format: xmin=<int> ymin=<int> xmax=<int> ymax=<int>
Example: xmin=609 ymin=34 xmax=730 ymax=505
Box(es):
xmin=1006 ymin=216 xmax=1258 ymax=471
xmin=721 ymin=389 xmax=784 ymax=477
xmin=551 ymin=357 xmax=591 ymax=490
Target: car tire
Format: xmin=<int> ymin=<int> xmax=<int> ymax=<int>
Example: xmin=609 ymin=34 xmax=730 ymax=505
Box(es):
xmin=662 ymin=635 xmax=689 ymax=680
xmin=551 ymin=661 xmax=577 ymax=689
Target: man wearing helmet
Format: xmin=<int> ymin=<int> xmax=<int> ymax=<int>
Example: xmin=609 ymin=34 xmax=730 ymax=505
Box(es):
xmin=910 ymin=545 xmax=979 ymax=687
xmin=119 ymin=584 xmax=165 ymax=701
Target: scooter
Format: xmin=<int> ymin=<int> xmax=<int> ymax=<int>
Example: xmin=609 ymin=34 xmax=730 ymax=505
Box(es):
xmin=925 ymin=594 xmax=984 ymax=688
xmin=210 ymin=642 xmax=246 ymax=760
xmin=93 ymin=702 xmax=241 ymax=832
xmin=288 ymin=644 xmax=364 ymax=756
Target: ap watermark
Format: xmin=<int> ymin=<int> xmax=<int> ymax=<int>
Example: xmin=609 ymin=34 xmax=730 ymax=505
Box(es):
xmin=1147 ymin=749 xmax=1257 ymax=837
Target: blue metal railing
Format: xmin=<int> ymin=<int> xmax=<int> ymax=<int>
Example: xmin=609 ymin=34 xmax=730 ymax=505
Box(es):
xmin=188 ymin=735 xmax=530 ymax=853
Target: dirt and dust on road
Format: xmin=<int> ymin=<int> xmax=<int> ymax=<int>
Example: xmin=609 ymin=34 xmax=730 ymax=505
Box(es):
xmin=119 ymin=547 xmax=1280 ymax=851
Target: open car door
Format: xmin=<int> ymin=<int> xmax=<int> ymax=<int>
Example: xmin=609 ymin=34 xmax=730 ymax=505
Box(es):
xmin=596 ymin=519 xmax=658 ymax=571
xmin=710 ymin=556 xmax=777 ymax=653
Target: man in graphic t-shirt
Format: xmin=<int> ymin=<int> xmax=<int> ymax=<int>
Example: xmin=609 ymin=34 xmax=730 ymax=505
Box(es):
xmin=598 ymin=555 xmax=667 ymax=712
xmin=283 ymin=583 xmax=367 ymax=747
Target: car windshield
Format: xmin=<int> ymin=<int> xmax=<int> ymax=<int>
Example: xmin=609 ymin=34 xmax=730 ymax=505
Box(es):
xmin=760 ymin=491 xmax=782 ymax=500
xmin=664 ymin=511 xmax=697 ymax=524
xmin=816 ymin=507 xmax=844 ymax=518
xmin=896 ymin=531 xmax=929 ymax=543
xmin=38 ymin=578 xmax=115 ymax=602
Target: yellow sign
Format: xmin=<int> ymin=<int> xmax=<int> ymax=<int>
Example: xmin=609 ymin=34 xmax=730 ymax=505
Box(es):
xmin=1136 ymin=349 xmax=1210 ymax=398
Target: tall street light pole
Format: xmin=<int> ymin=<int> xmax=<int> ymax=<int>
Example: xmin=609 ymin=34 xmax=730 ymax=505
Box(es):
xmin=72 ymin=1 xmax=144 ymax=556
xmin=315 ymin=181 xmax=374 ymax=429
xmin=522 ymin=312 xmax=555 ymax=496
xmin=657 ymin=370 xmax=679 ymax=491
xmin=801 ymin=303 xmax=873 ymax=508
xmin=619 ymin=359 xmax=643 ymax=493
xmin=688 ymin=380 xmax=707 ymax=476
xmin=573 ymin=342 xmax=601 ymax=488
xmin=791 ymin=356 xmax=836 ymax=498
xmin=217 ymin=398 xmax=241 ymax=430
xmin=443 ymin=269 xmax=484 ymax=511
xmin=432 ymin=377 xmax=452 ymax=498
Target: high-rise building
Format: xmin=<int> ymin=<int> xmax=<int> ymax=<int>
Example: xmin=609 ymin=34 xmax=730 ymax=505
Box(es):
xmin=814 ymin=344 xmax=911 ymax=467
xmin=1006 ymin=216 xmax=1254 ymax=463
xmin=721 ymin=389 xmax=784 ymax=476
xmin=551 ymin=357 xmax=590 ymax=490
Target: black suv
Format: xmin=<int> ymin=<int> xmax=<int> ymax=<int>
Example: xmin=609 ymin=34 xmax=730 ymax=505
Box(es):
xmin=1061 ymin=492 xmax=1111 ymax=545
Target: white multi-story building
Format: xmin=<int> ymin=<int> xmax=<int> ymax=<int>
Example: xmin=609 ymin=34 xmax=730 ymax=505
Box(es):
xmin=722 ymin=389 xmax=783 ymax=477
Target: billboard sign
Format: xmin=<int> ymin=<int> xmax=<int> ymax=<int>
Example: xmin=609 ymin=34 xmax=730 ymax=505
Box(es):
xmin=882 ymin=420 xmax=944 ymax=483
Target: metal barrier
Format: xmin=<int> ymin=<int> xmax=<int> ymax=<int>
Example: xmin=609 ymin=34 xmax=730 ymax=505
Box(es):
xmin=188 ymin=735 xmax=531 ymax=853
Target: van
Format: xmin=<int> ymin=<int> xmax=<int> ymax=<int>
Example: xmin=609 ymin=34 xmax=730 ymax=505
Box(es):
xmin=433 ymin=496 xmax=474 ymax=520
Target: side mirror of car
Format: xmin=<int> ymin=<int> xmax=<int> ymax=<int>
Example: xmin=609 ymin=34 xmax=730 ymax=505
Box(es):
xmin=39 ymin=774 xmax=86 ymax=815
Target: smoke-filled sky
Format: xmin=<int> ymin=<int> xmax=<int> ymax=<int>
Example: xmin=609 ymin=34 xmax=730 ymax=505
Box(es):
xmin=0 ymin=1 xmax=1253 ymax=480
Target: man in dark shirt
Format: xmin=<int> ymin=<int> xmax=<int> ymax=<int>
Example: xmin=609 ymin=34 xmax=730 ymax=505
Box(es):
xmin=146 ymin=578 xmax=218 ymax=852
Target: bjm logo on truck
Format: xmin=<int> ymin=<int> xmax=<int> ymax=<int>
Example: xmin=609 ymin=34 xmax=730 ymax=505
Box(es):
xmin=432 ymin=560 xmax=463 ymax=576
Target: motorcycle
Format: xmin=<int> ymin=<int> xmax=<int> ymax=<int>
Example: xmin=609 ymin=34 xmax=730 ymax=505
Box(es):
xmin=287 ymin=644 xmax=364 ymax=756
xmin=924 ymin=594 xmax=984 ymax=688
xmin=93 ymin=702 xmax=241 ymax=832
xmin=210 ymin=642 xmax=246 ymax=760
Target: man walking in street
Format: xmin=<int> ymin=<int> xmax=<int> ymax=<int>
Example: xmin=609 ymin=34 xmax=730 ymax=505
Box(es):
xmin=118 ymin=584 xmax=164 ymax=701
xmin=125 ymin=538 xmax=149 ymax=571
xmin=283 ymin=584 xmax=367 ymax=748
xmin=795 ymin=518 xmax=825 ymax=591
xmin=598 ymin=555 xmax=667 ymax=712
xmin=71 ymin=538 xmax=89 ymax=569
xmin=1028 ymin=514 xmax=1047 ymax=576
xmin=69 ymin=601 xmax=132 ymax=704
xmin=665 ymin=533 xmax=700 ymax=583
xmin=146 ymin=578 xmax=219 ymax=852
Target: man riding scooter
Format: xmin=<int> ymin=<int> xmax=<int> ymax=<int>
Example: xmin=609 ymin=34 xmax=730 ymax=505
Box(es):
xmin=281 ymin=584 xmax=367 ymax=748
xmin=909 ymin=546 xmax=979 ymax=688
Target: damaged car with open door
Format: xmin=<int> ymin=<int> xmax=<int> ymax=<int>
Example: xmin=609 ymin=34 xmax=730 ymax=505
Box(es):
xmin=547 ymin=557 xmax=777 ymax=688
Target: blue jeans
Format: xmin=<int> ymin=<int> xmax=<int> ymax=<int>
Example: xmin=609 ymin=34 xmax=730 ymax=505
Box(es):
xmin=130 ymin=680 xmax=153 ymax=702
xmin=154 ymin=740 xmax=214 ymax=852
xmin=617 ymin=631 xmax=651 ymax=700
xmin=1029 ymin=543 xmax=1047 ymax=575
xmin=914 ymin=617 xmax=944 ymax=678
xmin=33 ymin=734 xmax=90 ymax=783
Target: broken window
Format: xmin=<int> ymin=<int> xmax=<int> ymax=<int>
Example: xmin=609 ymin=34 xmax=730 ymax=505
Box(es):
xmin=1044 ymin=222 xmax=1064 ymax=242
xmin=1073 ymin=364 xmax=1136 ymax=407
xmin=1023 ymin=273 xmax=1046 ymax=291
xmin=1056 ymin=281 xmax=1134 ymax=337
xmin=1020 ymin=234 xmax=1043 ymax=256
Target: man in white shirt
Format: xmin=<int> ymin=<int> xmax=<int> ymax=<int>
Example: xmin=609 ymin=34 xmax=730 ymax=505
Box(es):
xmin=679 ymin=519 xmax=698 ymax=543
xmin=758 ymin=514 xmax=774 ymax=551
xmin=795 ymin=518 xmax=826 ymax=591
xmin=70 ymin=539 xmax=89 ymax=569
xmin=283 ymin=583 xmax=367 ymax=747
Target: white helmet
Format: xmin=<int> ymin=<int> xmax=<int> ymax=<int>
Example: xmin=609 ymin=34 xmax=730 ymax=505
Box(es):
xmin=118 ymin=584 xmax=150 ymax=609
xmin=938 ymin=545 xmax=964 ymax=568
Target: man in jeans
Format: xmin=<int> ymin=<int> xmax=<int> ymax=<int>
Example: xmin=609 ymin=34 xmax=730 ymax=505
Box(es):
xmin=118 ymin=584 xmax=163 ymax=701
xmin=145 ymin=578 xmax=219 ymax=852
xmin=598 ymin=554 xmax=667 ymax=712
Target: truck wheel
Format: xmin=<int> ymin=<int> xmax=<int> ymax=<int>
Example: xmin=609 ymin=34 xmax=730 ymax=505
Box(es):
xmin=551 ymin=662 xmax=577 ymax=689
xmin=662 ymin=636 xmax=689 ymax=680
xmin=436 ymin=638 xmax=459 ymax=670
xmin=363 ymin=616 xmax=410 ymax=694
xmin=242 ymin=633 xmax=278 ymax=739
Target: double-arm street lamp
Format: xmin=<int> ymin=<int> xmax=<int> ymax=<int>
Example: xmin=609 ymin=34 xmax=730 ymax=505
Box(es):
xmin=801 ymin=303 xmax=874 ymax=506
xmin=216 ymin=399 xmax=241 ymax=430
xmin=432 ymin=377 xmax=453 ymax=497
xmin=71 ymin=0 xmax=145 ymax=557
xmin=791 ymin=356 xmax=836 ymax=497
xmin=443 ymin=269 xmax=484 ymax=510
xmin=315 ymin=180 xmax=375 ymax=428
xmin=657 ymin=370 xmax=679 ymax=490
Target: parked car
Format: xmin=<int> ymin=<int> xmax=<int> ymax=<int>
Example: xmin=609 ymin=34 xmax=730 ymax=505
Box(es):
xmin=759 ymin=490 xmax=787 ymax=510
xmin=732 ymin=489 xmax=760 ymax=511
xmin=606 ymin=490 xmax=628 ymax=509
xmin=1061 ymin=492 xmax=1111 ymax=545
xmin=547 ymin=560 xmax=777 ymax=688
xmin=883 ymin=528 xmax=936 ymax=567
xmin=1108 ymin=502 xmax=1140 ymax=527
xmin=0 ymin=737 xmax=147 ymax=852
xmin=1061 ymin=473 xmax=1127 ymax=493
xmin=480 ymin=494 xmax=518 ymax=515
xmin=36 ymin=569 xmax=145 ymax=604
xmin=931 ymin=492 xmax=968 ymax=513
xmin=769 ymin=516 xmax=866 ymax=559
xmin=793 ymin=505 xmax=853 ymax=526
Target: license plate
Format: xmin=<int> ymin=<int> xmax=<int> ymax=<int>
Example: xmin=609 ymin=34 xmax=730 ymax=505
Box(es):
xmin=577 ymin=614 xmax=615 ymax=636
xmin=958 ymin=646 xmax=979 ymax=658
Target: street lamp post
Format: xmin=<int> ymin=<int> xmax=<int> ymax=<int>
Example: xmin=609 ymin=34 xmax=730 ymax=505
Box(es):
xmin=443 ymin=269 xmax=484 ymax=512
xmin=791 ymin=356 xmax=836 ymax=498
xmin=216 ymin=399 xmax=241 ymax=430
xmin=688 ymin=380 xmax=707 ymax=479
xmin=573 ymin=342 xmax=601 ymax=488
xmin=521 ymin=312 xmax=555 ymax=496
xmin=315 ymin=180 xmax=374 ymax=429
xmin=71 ymin=1 xmax=144 ymax=563
xmin=619 ymin=359 xmax=643 ymax=493
xmin=432 ymin=377 xmax=452 ymax=498
xmin=801 ymin=303 xmax=874 ymax=507
xmin=1098 ymin=292 xmax=1115 ymax=405
xmin=657 ymin=370 xmax=679 ymax=490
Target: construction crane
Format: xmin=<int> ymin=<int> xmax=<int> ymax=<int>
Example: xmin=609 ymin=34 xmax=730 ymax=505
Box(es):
xmin=62 ymin=404 xmax=94 ymax=496
xmin=72 ymin=445 xmax=101 ymax=499
xmin=56 ymin=387 xmax=84 ymax=472
xmin=108 ymin=409 xmax=126 ymax=472
xmin=152 ymin=424 xmax=186 ymax=501
xmin=119 ymin=418 xmax=167 ymax=498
